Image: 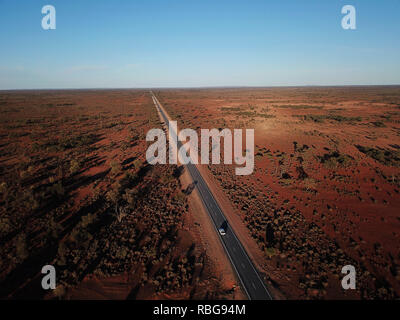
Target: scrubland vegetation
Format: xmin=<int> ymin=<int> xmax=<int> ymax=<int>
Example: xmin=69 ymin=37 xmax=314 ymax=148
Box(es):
xmin=157 ymin=86 xmax=400 ymax=299
xmin=0 ymin=90 xmax=226 ymax=299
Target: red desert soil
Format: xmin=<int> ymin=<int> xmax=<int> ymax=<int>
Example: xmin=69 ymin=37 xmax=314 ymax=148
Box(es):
xmin=157 ymin=86 xmax=400 ymax=299
xmin=1 ymin=87 xmax=399 ymax=300
xmin=0 ymin=90 xmax=232 ymax=300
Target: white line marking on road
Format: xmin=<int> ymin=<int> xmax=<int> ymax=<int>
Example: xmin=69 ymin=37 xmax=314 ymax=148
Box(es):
xmin=151 ymin=92 xmax=272 ymax=300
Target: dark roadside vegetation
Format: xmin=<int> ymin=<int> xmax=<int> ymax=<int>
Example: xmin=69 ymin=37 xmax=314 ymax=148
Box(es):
xmin=0 ymin=90 xmax=228 ymax=299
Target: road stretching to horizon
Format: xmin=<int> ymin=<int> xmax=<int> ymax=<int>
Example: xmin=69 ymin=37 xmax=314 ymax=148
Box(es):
xmin=150 ymin=91 xmax=273 ymax=300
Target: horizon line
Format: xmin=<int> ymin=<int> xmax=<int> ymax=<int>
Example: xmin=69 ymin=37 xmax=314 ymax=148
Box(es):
xmin=1 ymin=84 xmax=400 ymax=91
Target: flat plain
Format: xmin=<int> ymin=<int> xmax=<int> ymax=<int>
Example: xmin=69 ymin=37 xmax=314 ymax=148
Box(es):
xmin=157 ymin=86 xmax=400 ymax=299
xmin=0 ymin=90 xmax=236 ymax=299
xmin=0 ymin=86 xmax=399 ymax=299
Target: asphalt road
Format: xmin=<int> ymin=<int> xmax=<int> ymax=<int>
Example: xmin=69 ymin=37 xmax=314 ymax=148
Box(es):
xmin=151 ymin=92 xmax=272 ymax=300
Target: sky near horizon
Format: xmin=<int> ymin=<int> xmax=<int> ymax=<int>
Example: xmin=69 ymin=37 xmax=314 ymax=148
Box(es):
xmin=0 ymin=0 xmax=399 ymax=89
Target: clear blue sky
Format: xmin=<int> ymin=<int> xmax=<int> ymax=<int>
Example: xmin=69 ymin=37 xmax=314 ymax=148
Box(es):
xmin=0 ymin=0 xmax=399 ymax=89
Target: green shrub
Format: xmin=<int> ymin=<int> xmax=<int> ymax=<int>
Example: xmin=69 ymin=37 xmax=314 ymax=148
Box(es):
xmin=319 ymin=151 xmax=353 ymax=169
xmin=69 ymin=159 xmax=81 ymax=174
xmin=371 ymin=121 xmax=386 ymax=127
xmin=356 ymin=145 xmax=400 ymax=167
xmin=0 ymin=182 xmax=7 ymax=194
xmin=110 ymin=160 xmax=121 ymax=174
